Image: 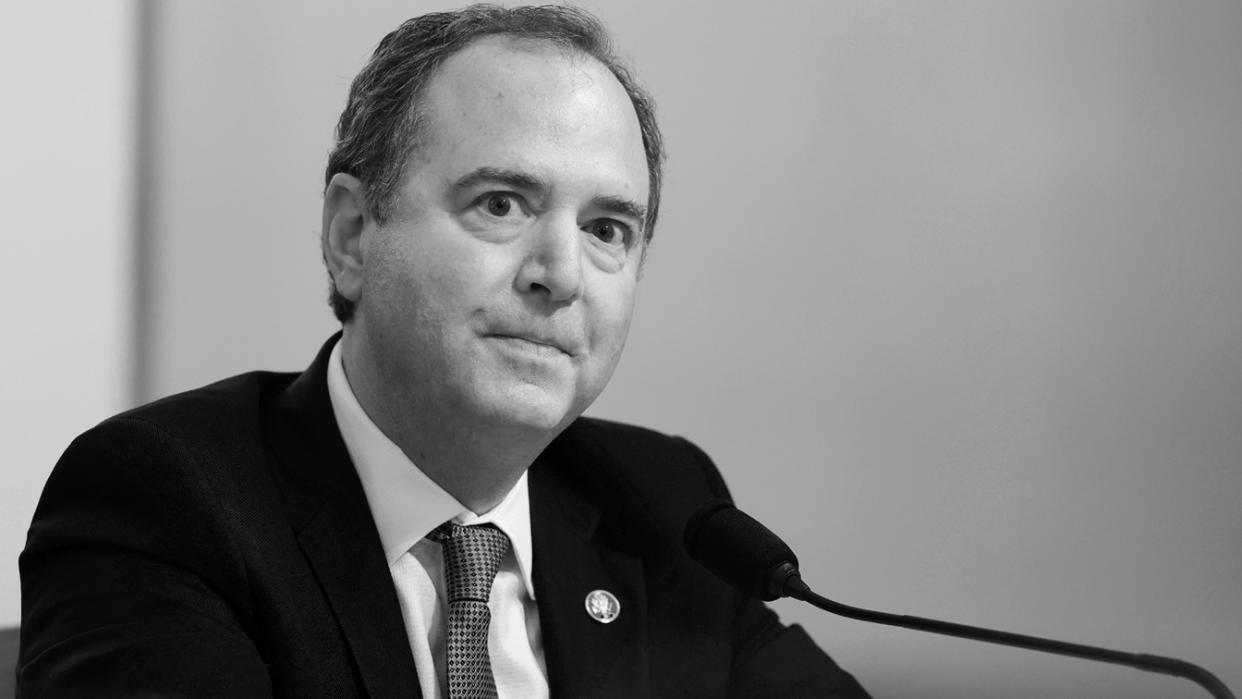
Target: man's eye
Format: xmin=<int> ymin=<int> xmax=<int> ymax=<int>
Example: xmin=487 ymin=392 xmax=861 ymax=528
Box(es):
xmin=586 ymin=219 xmax=630 ymax=246
xmin=484 ymin=193 xmax=516 ymax=217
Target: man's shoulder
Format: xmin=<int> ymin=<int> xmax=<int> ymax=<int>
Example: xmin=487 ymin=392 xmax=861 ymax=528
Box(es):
xmin=562 ymin=415 xmax=688 ymax=450
xmin=111 ymin=369 xmax=299 ymax=436
xmin=91 ymin=336 xmax=339 ymax=459
xmin=558 ymin=416 xmax=726 ymax=490
xmin=65 ymin=370 xmax=302 ymax=469
xmin=545 ymin=416 xmax=732 ymax=543
xmin=52 ymin=369 xmax=303 ymax=496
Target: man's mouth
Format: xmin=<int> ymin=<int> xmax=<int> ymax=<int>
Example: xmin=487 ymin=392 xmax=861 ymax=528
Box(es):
xmin=485 ymin=332 xmax=578 ymax=357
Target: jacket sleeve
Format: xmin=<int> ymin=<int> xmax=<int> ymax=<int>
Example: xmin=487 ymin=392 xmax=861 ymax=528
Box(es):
xmin=18 ymin=418 xmax=274 ymax=698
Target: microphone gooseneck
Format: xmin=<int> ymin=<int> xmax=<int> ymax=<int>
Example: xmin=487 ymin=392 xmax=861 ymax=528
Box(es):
xmin=683 ymin=500 xmax=1235 ymax=699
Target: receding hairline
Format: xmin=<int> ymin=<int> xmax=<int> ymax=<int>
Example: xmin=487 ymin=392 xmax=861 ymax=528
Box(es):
xmin=392 ymin=33 xmax=649 ymax=199
xmin=402 ymin=33 xmax=641 ymax=155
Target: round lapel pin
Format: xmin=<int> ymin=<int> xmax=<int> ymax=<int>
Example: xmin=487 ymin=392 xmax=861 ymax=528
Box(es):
xmin=584 ymin=589 xmax=620 ymax=624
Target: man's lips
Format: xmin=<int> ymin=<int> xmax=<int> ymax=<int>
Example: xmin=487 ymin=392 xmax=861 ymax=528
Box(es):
xmin=484 ymin=332 xmax=579 ymax=357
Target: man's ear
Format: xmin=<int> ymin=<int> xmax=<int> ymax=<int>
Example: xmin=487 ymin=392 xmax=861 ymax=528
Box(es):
xmin=322 ymin=173 xmax=370 ymax=307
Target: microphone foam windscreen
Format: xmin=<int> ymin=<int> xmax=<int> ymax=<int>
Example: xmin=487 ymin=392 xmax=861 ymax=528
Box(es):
xmin=683 ymin=499 xmax=800 ymax=601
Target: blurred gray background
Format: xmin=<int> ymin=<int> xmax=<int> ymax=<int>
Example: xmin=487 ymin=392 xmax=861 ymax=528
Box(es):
xmin=3 ymin=1 xmax=1239 ymax=696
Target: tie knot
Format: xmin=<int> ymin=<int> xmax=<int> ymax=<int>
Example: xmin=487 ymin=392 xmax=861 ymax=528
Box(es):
xmin=429 ymin=522 xmax=511 ymax=603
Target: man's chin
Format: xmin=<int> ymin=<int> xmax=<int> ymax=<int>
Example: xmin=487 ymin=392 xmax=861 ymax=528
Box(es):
xmin=472 ymin=384 xmax=582 ymax=436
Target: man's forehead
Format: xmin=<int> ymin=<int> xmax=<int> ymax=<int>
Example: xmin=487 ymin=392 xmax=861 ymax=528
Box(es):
xmin=407 ymin=35 xmax=648 ymax=198
xmin=423 ymin=35 xmax=620 ymax=111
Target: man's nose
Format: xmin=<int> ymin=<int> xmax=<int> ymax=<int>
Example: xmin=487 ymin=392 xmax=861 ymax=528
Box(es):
xmin=515 ymin=213 xmax=584 ymax=303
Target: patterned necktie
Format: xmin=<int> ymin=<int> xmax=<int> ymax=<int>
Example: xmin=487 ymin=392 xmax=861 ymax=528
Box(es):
xmin=428 ymin=522 xmax=511 ymax=699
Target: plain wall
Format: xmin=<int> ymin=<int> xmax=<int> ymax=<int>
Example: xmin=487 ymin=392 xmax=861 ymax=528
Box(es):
xmin=1 ymin=0 xmax=136 ymax=633
xmin=20 ymin=1 xmax=1242 ymax=696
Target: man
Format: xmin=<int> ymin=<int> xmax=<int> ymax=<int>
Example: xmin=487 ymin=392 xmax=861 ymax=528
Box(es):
xmin=20 ymin=6 xmax=868 ymax=697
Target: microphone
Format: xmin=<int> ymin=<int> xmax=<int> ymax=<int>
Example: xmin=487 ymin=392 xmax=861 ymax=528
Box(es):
xmin=684 ymin=499 xmax=1235 ymax=699
xmin=682 ymin=499 xmax=805 ymax=601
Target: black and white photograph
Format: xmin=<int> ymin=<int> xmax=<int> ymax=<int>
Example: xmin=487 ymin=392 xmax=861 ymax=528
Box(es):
xmin=3 ymin=2 xmax=1240 ymax=696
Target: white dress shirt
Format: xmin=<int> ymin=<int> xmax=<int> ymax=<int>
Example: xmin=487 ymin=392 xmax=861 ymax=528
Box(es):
xmin=325 ymin=340 xmax=550 ymax=699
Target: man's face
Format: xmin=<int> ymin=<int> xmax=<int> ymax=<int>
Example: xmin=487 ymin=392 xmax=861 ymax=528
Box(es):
xmin=348 ymin=37 xmax=649 ymax=435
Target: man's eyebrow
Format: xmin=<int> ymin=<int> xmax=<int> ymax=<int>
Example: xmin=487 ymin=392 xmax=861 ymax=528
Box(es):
xmin=451 ymin=167 xmax=548 ymax=195
xmin=593 ymin=195 xmax=648 ymax=231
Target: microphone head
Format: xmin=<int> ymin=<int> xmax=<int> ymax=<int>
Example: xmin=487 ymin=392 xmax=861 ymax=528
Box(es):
xmin=683 ymin=499 xmax=801 ymax=601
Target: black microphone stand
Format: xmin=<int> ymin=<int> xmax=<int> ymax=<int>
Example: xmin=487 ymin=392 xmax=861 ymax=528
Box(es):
xmin=777 ymin=568 xmax=1235 ymax=699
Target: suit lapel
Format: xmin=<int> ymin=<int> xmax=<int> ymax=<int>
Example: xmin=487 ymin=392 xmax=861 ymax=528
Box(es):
xmin=267 ymin=335 xmax=423 ymax=699
xmin=294 ymin=488 xmax=422 ymax=699
xmin=530 ymin=433 xmax=653 ymax=699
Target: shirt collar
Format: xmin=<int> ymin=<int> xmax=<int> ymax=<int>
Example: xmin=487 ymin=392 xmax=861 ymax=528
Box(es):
xmin=324 ymin=338 xmax=537 ymax=600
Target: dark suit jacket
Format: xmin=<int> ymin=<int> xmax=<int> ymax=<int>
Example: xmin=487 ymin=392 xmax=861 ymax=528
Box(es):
xmin=19 ymin=338 xmax=868 ymax=697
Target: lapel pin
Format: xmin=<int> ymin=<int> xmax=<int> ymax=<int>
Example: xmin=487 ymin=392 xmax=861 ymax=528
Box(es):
xmin=584 ymin=589 xmax=620 ymax=624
